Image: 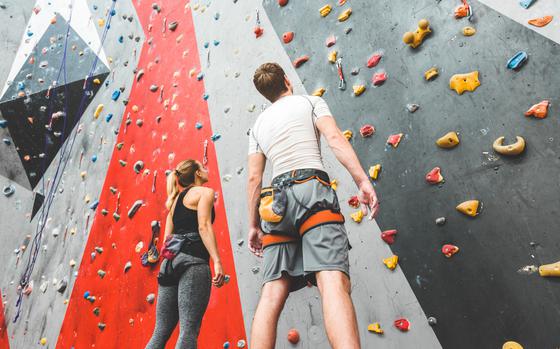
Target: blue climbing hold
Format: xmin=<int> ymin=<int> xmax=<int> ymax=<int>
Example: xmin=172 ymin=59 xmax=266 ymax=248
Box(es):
xmin=110 ymin=9 xmax=116 ymax=16
xmin=519 ymin=0 xmax=536 ymax=8
xmin=90 ymin=200 xmax=99 ymax=210
xmin=2 ymin=138 xmax=11 ymax=145
xmin=203 ymin=93 xmax=209 ymax=100
xmin=118 ymin=36 xmax=124 ymax=43
xmin=17 ymin=81 xmax=25 ymax=91
xmin=92 ymin=155 xmax=98 ymax=162
xmin=93 ymin=4 xmax=98 ymax=10
xmin=84 ymin=291 xmax=90 ymax=299
xmin=195 ymin=122 xmax=203 ymax=129
xmin=223 ymin=342 xmax=230 ymax=349
xmin=106 ymin=113 xmax=113 ymax=122
xmin=26 ymin=31 xmax=33 ymax=37
xmin=197 ymin=72 xmax=204 ymax=81
xmin=203 ymin=42 xmax=209 ymax=48
xmin=111 ymin=90 xmax=121 ymax=101
xmin=211 ymin=133 xmax=221 ymax=141
xmin=213 ymin=40 xmax=220 ymax=46
xmin=214 ymin=12 xmax=220 ymax=20
xmin=507 ymin=51 xmax=528 ymax=70
xmin=0 ymin=120 xmax=7 ymax=128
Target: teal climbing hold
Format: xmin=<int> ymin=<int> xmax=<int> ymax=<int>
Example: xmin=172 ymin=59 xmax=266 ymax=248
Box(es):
xmin=111 ymin=90 xmax=121 ymax=101
xmin=507 ymin=51 xmax=528 ymax=70
xmin=106 ymin=113 xmax=113 ymax=122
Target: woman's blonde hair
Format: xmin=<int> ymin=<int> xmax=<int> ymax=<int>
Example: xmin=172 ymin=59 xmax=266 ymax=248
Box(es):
xmin=166 ymin=159 xmax=200 ymax=210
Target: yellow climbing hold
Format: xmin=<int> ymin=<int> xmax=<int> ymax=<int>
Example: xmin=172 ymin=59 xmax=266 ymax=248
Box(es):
xmin=80 ymin=171 xmax=87 ymax=179
xmin=502 ymin=341 xmax=523 ymax=349
xmin=328 ymin=50 xmax=338 ymax=63
xmin=436 ymin=131 xmax=460 ymax=148
xmin=351 ymin=210 xmax=364 ymax=223
xmin=343 ymin=130 xmax=353 ymax=140
xmin=94 ymin=104 xmax=104 ymax=119
xmin=367 ymin=322 xmax=384 ymax=334
xmin=463 ymin=26 xmax=476 ymax=36
xmin=456 ymin=200 xmax=480 ymax=217
xmin=330 ymin=179 xmax=338 ymax=190
xmin=383 ymin=255 xmax=399 ymax=270
xmin=40 ymin=337 xmax=47 ymax=345
xmin=449 ymin=71 xmax=481 ymax=95
xmin=93 ymin=78 xmax=101 ymax=85
xmin=538 ymin=261 xmax=560 ymax=277
xmin=353 ymin=85 xmax=366 ymax=96
xmin=493 ymin=136 xmax=525 ymax=156
xmin=338 ymin=8 xmax=352 ymax=21
xmin=424 ymin=67 xmax=439 ymax=80
xmin=403 ymin=19 xmax=431 ymax=48
xmin=98 ymin=18 xmax=105 ymax=27
xmin=368 ymin=164 xmax=381 ymax=180
xmin=312 ymin=88 xmax=326 ymax=97
xmin=319 ymin=4 xmax=332 ymax=17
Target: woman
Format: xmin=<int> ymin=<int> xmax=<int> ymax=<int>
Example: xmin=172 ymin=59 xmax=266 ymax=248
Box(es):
xmin=146 ymin=159 xmax=225 ymax=349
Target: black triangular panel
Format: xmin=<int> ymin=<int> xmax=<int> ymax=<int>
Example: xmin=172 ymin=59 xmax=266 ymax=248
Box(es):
xmin=30 ymin=191 xmax=45 ymax=221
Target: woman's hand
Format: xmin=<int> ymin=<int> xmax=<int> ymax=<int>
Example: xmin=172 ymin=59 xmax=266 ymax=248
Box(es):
xmin=212 ymin=261 xmax=225 ymax=288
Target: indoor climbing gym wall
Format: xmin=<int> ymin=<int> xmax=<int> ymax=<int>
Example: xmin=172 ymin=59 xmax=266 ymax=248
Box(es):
xmin=0 ymin=0 xmax=558 ymax=349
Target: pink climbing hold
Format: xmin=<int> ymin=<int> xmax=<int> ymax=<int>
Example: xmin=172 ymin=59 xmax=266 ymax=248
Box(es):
xmin=394 ymin=318 xmax=410 ymax=332
xmin=442 ymin=244 xmax=459 ymax=258
xmin=283 ymin=32 xmax=294 ymax=44
xmin=293 ymin=55 xmax=309 ymax=68
xmin=387 ymin=133 xmax=403 ymax=148
xmin=325 ymin=35 xmax=336 ymax=47
xmin=372 ymin=72 xmax=387 ymax=86
xmin=359 ymin=124 xmax=375 ymax=137
xmin=287 ymin=329 xmax=300 ymax=344
xmin=381 ymin=229 xmax=398 ymax=245
xmin=367 ymin=54 xmax=382 ymax=68
xmin=425 ymin=167 xmax=444 ymax=184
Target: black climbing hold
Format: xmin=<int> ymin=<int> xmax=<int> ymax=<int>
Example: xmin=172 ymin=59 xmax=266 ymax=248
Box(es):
xmin=168 ymin=21 xmax=178 ymax=31
xmin=133 ymin=160 xmax=144 ymax=173
xmin=128 ymin=200 xmax=143 ymax=218
xmin=3 ymin=185 xmax=15 ymax=197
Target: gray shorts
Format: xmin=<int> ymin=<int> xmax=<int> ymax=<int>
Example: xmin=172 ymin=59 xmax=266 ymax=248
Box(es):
xmin=261 ymin=176 xmax=350 ymax=292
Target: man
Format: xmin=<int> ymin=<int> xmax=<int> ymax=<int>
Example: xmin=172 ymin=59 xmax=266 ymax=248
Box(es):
xmin=247 ymin=62 xmax=379 ymax=349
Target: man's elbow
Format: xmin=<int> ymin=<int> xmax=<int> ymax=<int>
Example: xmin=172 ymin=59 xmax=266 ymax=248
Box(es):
xmin=247 ymin=173 xmax=263 ymax=185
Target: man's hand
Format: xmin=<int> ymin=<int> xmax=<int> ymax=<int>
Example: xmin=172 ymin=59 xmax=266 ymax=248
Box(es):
xmin=248 ymin=226 xmax=264 ymax=257
xmin=358 ymin=181 xmax=379 ymax=220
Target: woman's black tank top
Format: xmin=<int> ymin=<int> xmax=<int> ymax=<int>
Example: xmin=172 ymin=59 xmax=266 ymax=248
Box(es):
xmin=172 ymin=187 xmax=215 ymax=260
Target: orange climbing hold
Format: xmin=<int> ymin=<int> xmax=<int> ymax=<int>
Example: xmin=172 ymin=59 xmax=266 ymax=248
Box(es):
xmin=442 ymin=244 xmax=460 ymax=258
xmin=278 ymin=0 xmax=289 ymax=7
xmin=293 ymin=55 xmax=309 ymax=68
xmin=387 ymin=133 xmax=403 ymax=148
xmin=456 ymin=200 xmax=480 ymax=217
xmin=282 ymin=31 xmax=294 ymax=44
xmin=538 ymin=261 xmax=560 ymax=277
xmin=287 ymin=329 xmax=300 ymax=344
xmin=254 ymin=26 xmax=264 ymax=38
xmin=528 ymin=15 xmax=553 ymax=27
xmin=425 ymin=167 xmax=444 ymax=184
xmin=449 ymin=71 xmax=480 ymax=94
xmin=403 ymin=19 xmax=431 ymax=48
xmin=454 ymin=0 xmax=472 ymax=18
xmin=524 ymin=100 xmax=550 ymax=119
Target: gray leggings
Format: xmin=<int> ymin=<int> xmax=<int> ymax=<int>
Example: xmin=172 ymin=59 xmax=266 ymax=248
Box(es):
xmin=145 ymin=263 xmax=211 ymax=349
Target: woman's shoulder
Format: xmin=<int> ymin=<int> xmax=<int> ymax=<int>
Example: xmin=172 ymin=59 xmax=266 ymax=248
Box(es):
xmin=189 ymin=186 xmax=215 ymax=197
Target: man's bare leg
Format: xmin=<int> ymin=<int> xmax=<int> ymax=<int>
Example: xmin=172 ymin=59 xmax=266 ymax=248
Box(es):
xmin=316 ymin=270 xmax=360 ymax=349
xmin=250 ymin=274 xmax=291 ymax=349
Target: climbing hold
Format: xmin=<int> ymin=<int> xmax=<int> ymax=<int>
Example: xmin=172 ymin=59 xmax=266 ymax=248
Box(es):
xmin=113 ymin=212 xmax=121 ymax=221
xmin=463 ymin=26 xmax=476 ymax=36
xmin=454 ymin=0 xmax=472 ymax=18
xmin=195 ymin=122 xmax=203 ymax=129
xmin=442 ymin=244 xmax=460 ymax=258
xmin=168 ymin=21 xmax=178 ymax=31
xmin=111 ymin=90 xmax=121 ymax=101
xmin=538 ymin=261 xmax=560 ymax=277
xmin=524 ymin=100 xmax=550 ymax=119
xmin=211 ymin=133 xmax=221 ymax=141
xmin=436 ymin=131 xmax=460 ymax=148
xmin=493 ymin=136 xmax=526 ymax=156
xmin=293 ymin=55 xmax=309 ymax=68
xmin=97 ymin=269 xmax=106 ymax=278
xmin=3 ymin=185 xmax=15 ymax=197
xmin=124 ymin=261 xmax=132 ymax=272
xmin=435 ymin=217 xmax=446 ymax=225
xmin=427 ymin=316 xmax=437 ymax=326
xmin=528 ymin=15 xmax=553 ymax=27
xmin=330 ymin=179 xmax=338 ymax=191
xmin=372 ymin=72 xmax=387 ymax=86
xmin=383 ymin=255 xmax=399 ymax=270
xmin=456 ymin=200 xmax=480 ymax=217
xmin=424 ymin=67 xmax=439 ymax=81
xmin=93 ymin=307 xmax=100 ymax=316
xmin=56 ymin=279 xmax=67 ymax=293
xmin=367 ymin=53 xmax=382 ymax=68
xmin=319 ymin=4 xmax=332 ymax=17
xmin=449 ymin=71 xmax=480 ymax=94
xmin=503 ymin=341 xmax=524 ymax=349
xmin=394 ymin=318 xmax=410 ymax=332
xmin=519 ymin=0 xmax=536 ymax=9
xmin=351 ymin=210 xmax=364 ymax=223
xmin=507 ymin=51 xmax=528 ymax=70
xmin=0 ymin=120 xmax=7 ymax=128
xmin=106 ymin=114 xmax=113 ymax=122
xmin=320 ymin=35 xmax=334 ymax=50
xmin=406 ymin=104 xmax=420 ymax=113
xmin=278 ymin=0 xmax=288 ymax=6
xmin=403 ymin=19 xmax=431 ymax=48
xmin=133 ymin=161 xmax=144 ymax=173
xmin=150 ymin=84 xmax=159 ymax=92
xmin=328 ymin=50 xmax=338 ymax=63
xmin=360 ymin=124 xmax=375 ymax=137
xmin=312 ymin=88 xmax=326 ymax=97
xmin=98 ymin=322 xmax=106 ymax=331
xmin=348 ymin=196 xmax=360 ymax=208
xmin=425 ymin=167 xmax=444 ymax=184
xmin=282 ymin=32 xmax=294 ymax=44
xmin=136 ymin=69 xmax=145 ymax=82
xmin=368 ymin=164 xmax=381 ymax=180
xmin=94 ymin=104 xmax=104 ymax=118
xmin=343 ymin=130 xmax=353 ymax=140
xmin=128 ymin=200 xmax=143 ymax=218
xmin=146 ymin=293 xmax=156 ymax=303
xmin=287 ymin=329 xmax=300 ymax=344
xmin=367 ymin=322 xmax=384 ymax=335
xmin=387 ymin=133 xmax=403 ymax=148
xmin=381 ymin=229 xmax=397 ymax=245
xmin=254 ymin=26 xmax=264 ymax=38
xmin=353 ymin=85 xmax=366 ymax=96
xmin=40 ymin=338 xmax=47 ymax=345
xmin=338 ymin=8 xmax=352 ymax=21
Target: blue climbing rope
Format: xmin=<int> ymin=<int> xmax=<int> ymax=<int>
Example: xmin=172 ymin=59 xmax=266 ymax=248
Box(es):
xmin=14 ymin=0 xmax=118 ymax=323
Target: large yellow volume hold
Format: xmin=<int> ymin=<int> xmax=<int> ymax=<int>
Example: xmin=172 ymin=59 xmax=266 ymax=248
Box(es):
xmin=539 ymin=261 xmax=560 ymax=277
xmin=436 ymin=131 xmax=460 ymax=148
xmin=456 ymin=200 xmax=480 ymax=217
xmin=449 ymin=71 xmax=481 ymax=95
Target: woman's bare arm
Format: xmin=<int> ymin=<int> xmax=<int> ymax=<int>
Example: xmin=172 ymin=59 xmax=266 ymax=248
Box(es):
xmin=197 ymin=188 xmax=221 ymax=263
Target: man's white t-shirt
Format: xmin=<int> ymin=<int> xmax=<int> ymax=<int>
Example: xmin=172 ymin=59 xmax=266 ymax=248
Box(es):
xmin=248 ymin=95 xmax=333 ymax=179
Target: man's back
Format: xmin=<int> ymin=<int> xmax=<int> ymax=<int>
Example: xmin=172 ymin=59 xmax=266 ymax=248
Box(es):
xmin=248 ymin=95 xmax=332 ymax=178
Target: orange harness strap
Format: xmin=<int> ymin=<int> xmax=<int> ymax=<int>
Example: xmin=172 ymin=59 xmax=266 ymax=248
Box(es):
xmin=299 ymin=210 xmax=345 ymax=236
xmin=262 ymin=234 xmax=298 ymax=249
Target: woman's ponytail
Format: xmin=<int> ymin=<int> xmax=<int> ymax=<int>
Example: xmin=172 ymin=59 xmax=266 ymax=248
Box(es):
xmin=166 ymin=170 xmax=180 ymax=210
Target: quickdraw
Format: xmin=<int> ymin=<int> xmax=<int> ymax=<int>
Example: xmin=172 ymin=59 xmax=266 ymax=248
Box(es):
xmin=335 ymin=57 xmax=346 ymax=90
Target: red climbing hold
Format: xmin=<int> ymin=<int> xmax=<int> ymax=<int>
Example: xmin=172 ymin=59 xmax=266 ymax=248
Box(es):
xmin=442 ymin=244 xmax=459 ymax=258
xmin=381 ymin=229 xmax=398 ymax=245
xmin=524 ymin=100 xmax=550 ymax=119
xmin=394 ymin=318 xmax=410 ymax=332
xmin=372 ymin=72 xmax=387 ymax=86
xmin=367 ymin=54 xmax=382 ymax=68
xmin=278 ymin=0 xmax=289 ymax=6
xmin=387 ymin=133 xmax=403 ymax=147
xmin=359 ymin=124 xmax=375 ymax=137
xmin=425 ymin=167 xmax=444 ymax=184
xmin=254 ymin=26 xmax=264 ymax=38
xmin=283 ymin=31 xmax=294 ymax=44
xmin=293 ymin=55 xmax=310 ymax=68
xmin=348 ymin=195 xmax=360 ymax=208
xmin=287 ymin=329 xmax=300 ymax=344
